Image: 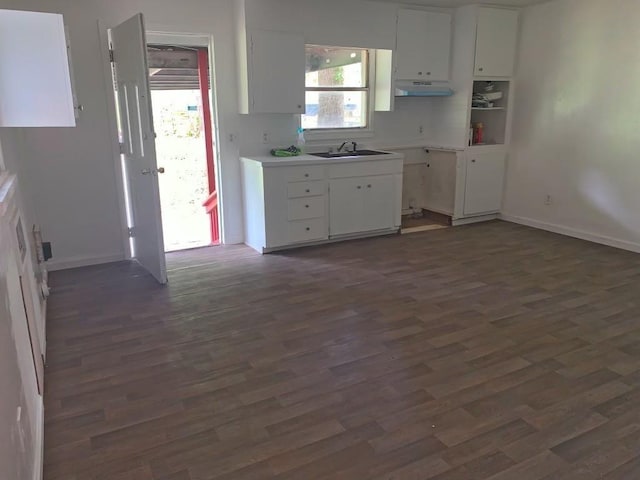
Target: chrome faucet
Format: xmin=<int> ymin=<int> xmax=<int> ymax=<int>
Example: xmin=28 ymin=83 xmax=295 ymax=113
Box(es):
xmin=337 ymin=141 xmax=358 ymax=153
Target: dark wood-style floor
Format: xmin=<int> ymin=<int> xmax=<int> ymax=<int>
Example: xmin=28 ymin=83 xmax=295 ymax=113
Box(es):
xmin=44 ymin=221 xmax=640 ymax=480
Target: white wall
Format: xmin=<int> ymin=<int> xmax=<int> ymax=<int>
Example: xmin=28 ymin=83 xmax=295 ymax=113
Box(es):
xmin=238 ymin=0 xmax=459 ymax=154
xmin=503 ymin=0 xmax=640 ymax=252
xmin=0 ymin=154 xmax=41 ymax=480
xmin=1 ymin=0 xmax=243 ymax=270
xmin=0 ymin=130 xmax=36 ymax=227
xmin=0 ymin=260 xmax=35 ymax=480
xmin=4 ymin=0 xmax=462 ymax=269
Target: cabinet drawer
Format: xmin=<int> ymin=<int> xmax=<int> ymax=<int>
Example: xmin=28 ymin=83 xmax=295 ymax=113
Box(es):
xmin=329 ymin=160 xmax=402 ymax=179
xmin=287 ymin=196 xmax=325 ymax=220
xmin=288 ymin=218 xmax=327 ymax=244
xmin=283 ymin=165 xmax=325 ymax=182
xmin=287 ymin=180 xmax=326 ymax=198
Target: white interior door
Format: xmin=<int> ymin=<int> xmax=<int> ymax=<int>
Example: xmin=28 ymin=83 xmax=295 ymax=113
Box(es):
xmin=110 ymin=14 xmax=167 ymax=284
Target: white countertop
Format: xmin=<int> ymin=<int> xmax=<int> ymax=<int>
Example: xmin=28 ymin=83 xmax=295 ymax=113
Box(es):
xmin=378 ymin=143 xmax=466 ymax=152
xmin=241 ymin=150 xmax=404 ymax=167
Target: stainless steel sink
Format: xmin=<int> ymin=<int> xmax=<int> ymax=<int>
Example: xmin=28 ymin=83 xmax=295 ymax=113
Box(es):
xmin=311 ymin=150 xmax=391 ymax=159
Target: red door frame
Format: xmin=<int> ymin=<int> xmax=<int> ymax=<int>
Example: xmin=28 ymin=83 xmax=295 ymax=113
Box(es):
xmin=198 ymin=48 xmax=220 ymax=245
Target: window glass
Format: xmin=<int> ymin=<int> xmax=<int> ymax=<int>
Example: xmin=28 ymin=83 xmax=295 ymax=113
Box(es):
xmin=303 ymin=45 xmax=369 ymax=130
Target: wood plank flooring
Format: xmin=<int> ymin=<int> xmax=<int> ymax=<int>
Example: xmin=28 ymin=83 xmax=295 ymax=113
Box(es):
xmin=43 ymin=221 xmax=640 ymax=479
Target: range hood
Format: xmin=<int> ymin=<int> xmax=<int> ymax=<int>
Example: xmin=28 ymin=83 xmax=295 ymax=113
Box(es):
xmin=395 ymin=81 xmax=454 ymax=97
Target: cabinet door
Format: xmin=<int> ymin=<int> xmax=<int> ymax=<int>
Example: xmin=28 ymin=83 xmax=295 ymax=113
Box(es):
xmin=362 ymin=175 xmax=397 ymax=232
xmin=249 ymin=30 xmax=305 ymax=114
xmin=329 ymin=177 xmax=364 ymax=236
xmin=396 ymin=10 xmax=452 ymax=81
xmin=464 ymin=151 xmax=506 ymax=216
xmin=0 ymin=9 xmax=75 ymax=127
xmin=474 ymin=8 xmax=519 ymax=77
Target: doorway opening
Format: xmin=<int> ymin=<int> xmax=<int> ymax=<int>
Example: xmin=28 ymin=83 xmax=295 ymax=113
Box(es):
xmin=148 ymin=43 xmax=219 ymax=252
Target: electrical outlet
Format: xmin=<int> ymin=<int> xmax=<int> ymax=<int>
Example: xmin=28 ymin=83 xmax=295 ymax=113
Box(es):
xmin=262 ymin=132 xmax=270 ymax=144
xmin=418 ymin=125 xmax=424 ymax=135
xmin=228 ymin=133 xmax=236 ymax=143
xmin=545 ymin=194 xmax=553 ymax=205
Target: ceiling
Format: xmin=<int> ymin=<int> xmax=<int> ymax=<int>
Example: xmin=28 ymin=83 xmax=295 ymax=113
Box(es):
xmin=367 ymin=0 xmax=547 ymax=7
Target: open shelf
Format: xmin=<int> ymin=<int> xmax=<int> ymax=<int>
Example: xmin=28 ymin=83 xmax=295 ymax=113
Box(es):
xmin=470 ymin=81 xmax=510 ymax=146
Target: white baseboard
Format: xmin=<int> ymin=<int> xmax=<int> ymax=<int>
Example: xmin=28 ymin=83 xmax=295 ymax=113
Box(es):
xmin=45 ymin=252 xmax=125 ymax=272
xmin=33 ymin=398 xmax=43 ymax=480
xmin=500 ymin=213 xmax=640 ymax=254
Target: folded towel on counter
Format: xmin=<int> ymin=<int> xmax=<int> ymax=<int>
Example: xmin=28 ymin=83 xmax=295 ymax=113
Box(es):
xmin=270 ymin=145 xmax=301 ymax=157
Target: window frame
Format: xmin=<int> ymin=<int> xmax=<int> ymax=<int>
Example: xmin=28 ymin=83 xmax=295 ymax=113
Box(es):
xmin=302 ymin=45 xmax=376 ymax=141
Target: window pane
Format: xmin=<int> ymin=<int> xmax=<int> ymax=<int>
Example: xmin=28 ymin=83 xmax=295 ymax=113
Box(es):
xmin=305 ymin=46 xmax=367 ymax=88
xmin=302 ymin=91 xmax=367 ymax=129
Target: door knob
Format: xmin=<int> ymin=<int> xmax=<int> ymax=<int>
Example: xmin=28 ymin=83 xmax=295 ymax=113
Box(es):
xmin=141 ymin=167 xmax=165 ymax=175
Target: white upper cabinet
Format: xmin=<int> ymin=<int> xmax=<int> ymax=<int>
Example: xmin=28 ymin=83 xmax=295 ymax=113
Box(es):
xmin=0 ymin=9 xmax=75 ymax=127
xmin=239 ymin=29 xmax=305 ymax=114
xmin=396 ymin=9 xmax=452 ymax=82
xmin=474 ymin=8 xmax=519 ymax=78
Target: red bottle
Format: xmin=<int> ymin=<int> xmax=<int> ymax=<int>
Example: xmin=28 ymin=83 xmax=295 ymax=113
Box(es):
xmin=473 ymin=122 xmax=484 ymax=145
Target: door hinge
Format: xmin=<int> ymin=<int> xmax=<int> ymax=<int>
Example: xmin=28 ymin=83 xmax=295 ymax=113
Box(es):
xmin=109 ymin=49 xmax=115 ymax=63
xmin=127 ymin=227 xmax=135 ymax=238
xmin=118 ymin=142 xmax=126 ymax=154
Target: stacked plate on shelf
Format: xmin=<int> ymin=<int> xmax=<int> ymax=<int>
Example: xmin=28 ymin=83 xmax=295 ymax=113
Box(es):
xmin=472 ymin=91 xmax=503 ymax=108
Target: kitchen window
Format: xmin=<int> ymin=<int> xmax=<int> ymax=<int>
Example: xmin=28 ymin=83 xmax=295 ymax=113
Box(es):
xmin=302 ymin=45 xmax=370 ymax=132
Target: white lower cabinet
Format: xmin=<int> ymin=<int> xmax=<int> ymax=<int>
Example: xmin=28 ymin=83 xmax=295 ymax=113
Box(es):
xmin=463 ymin=150 xmax=506 ymax=216
xmin=329 ymin=177 xmax=365 ymax=236
xmin=329 ymin=175 xmax=397 ymax=236
xmin=241 ymin=155 xmax=403 ymax=253
xmin=360 ymin=175 xmax=398 ymax=232
xmin=423 ymin=147 xmax=506 ymax=225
